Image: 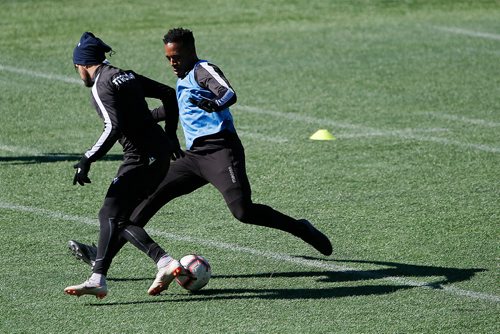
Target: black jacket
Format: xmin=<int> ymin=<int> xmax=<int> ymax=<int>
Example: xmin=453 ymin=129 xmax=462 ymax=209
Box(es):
xmin=84 ymin=64 xmax=177 ymax=162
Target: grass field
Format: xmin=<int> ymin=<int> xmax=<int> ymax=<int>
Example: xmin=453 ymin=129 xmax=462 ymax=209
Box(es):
xmin=1 ymin=0 xmax=499 ymax=333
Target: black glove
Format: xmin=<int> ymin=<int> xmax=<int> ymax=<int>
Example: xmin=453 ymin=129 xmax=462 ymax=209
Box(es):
xmin=189 ymin=97 xmax=219 ymax=113
xmin=73 ymin=156 xmax=91 ymax=186
xmin=168 ymin=135 xmax=185 ymax=161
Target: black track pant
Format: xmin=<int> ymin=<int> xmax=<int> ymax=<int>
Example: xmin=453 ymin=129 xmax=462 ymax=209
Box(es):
xmin=103 ymin=141 xmax=308 ymax=261
xmin=92 ymin=156 xmax=169 ymax=276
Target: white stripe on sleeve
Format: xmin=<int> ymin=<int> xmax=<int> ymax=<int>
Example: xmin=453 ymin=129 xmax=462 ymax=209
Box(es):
xmin=85 ymin=73 xmax=113 ymax=159
xmin=199 ymin=62 xmax=235 ymax=107
xmin=200 ymin=62 xmax=230 ymax=88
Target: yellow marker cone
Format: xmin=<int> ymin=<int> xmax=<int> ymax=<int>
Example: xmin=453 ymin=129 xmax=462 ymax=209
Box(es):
xmin=310 ymin=129 xmax=336 ymax=141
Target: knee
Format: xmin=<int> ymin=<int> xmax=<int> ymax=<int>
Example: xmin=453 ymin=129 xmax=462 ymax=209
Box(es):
xmin=229 ymin=200 xmax=253 ymax=223
xmin=98 ymin=206 xmax=110 ymax=223
xmin=98 ymin=206 xmax=128 ymax=229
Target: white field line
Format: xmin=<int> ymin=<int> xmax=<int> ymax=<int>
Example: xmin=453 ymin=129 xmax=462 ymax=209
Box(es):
xmin=235 ymin=105 xmax=438 ymax=139
xmin=2 ymin=63 xmax=500 ymax=153
xmin=237 ymin=130 xmax=288 ymax=143
xmin=338 ymin=128 xmax=449 ymax=139
xmin=0 ymin=144 xmax=41 ymax=155
xmin=464 ymin=47 xmax=500 ymax=57
xmin=0 ymin=64 xmax=81 ymax=84
xmin=421 ymin=112 xmax=500 ymax=128
xmin=401 ymin=134 xmax=500 ymax=154
xmin=1 ymin=200 xmax=499 ymax=303
xmin=236 ymin=105 xmax=500 ymax=153
xmin=234 ymin=105 xmax=372 ymax=131
xmin=433 ymin=26 xmax=500 ymax=41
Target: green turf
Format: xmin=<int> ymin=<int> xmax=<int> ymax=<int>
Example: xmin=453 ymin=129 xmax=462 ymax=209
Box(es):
xmin=0 ymin=0 xmax=499 ymax=333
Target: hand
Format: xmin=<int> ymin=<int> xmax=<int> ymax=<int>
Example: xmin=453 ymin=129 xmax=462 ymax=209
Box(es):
xmin=189 ymin=97 xmax=218 ymax=113
xmin=73 ymin=156 xmax=91 ymax=186
xmin=168 ymin=135 xmax=185 ymax=161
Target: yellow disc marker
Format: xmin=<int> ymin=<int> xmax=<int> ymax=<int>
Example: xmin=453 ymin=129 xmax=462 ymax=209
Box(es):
xmin=309 ymin=129 xmax=336 ymax=141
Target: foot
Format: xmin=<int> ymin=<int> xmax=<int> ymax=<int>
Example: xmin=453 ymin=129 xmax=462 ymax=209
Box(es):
xmin=64 ymin=280 xmax=107 ymax=299
xmin=148 ymin=259 xmax=183 ymax=296
xmin=297 ymin=219 xmax=332 ymax=256
xmin=68 ymin=240 xmax=97 ymax=267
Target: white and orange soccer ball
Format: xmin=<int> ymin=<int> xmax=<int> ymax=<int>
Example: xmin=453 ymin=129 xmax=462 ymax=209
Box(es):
xmin=175 ymin=254 xmax=211 ymax=292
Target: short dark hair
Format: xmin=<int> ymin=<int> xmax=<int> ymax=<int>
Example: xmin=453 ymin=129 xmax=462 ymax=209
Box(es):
xmin=163 ymin=28 xmax=195 ymax=47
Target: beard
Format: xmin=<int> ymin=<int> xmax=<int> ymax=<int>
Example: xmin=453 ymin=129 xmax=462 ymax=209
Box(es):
xmin=82 ymin=74 xmax=94 ymax=87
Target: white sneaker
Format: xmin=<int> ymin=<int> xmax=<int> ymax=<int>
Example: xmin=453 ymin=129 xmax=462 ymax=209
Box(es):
xmin=64 ymin=280 xmax=107 ymax=299
xmin=148 ymin=259 xmax=183 ymax=296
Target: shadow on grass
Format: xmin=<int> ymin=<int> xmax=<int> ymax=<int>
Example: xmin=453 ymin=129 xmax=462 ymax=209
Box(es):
xmin=93 ymin=258 xmax=484 ymax=306
xmin=218 ymin=257 xmax=484 ymax=288
xmin=0 ymin=153 xmax=123 ymax=165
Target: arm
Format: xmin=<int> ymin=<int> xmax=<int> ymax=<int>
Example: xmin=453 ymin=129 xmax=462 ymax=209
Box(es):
xmin=73 ymin=77 xmax=121 ymax=186
xmin=135 ymin=72 xmax=180 ymax=139
xmin=151 ymin=105 xmax=179 ymax=138
xmin=150 ymin=104 xmax=184 ymax=160
xmin=134 ymin=72 xmax=175 ymax=99
xmin=84 ymin=82 xmax=121 ymax=162
xmin=137 ymin=73 xmax=184 ymax=158
xmin=190 ymin=62 xmax=237 ymax=112
xmin=135 ymin=73 xmax=178 ymax=120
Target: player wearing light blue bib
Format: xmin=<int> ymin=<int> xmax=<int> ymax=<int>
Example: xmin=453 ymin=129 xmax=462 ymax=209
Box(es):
xmin=152 ymin=27 xmax=330 ymax=257
xmin=176 ymin=60 xmax=236 ymax=149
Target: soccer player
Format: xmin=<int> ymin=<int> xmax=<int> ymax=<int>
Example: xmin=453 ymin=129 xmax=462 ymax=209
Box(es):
xmin=64 ymin=32 xmax=187 ymax=299
xmin=68 ymin=28 xmax=332 ymax=271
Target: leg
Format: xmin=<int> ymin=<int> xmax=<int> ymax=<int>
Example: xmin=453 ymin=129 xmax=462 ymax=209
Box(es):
xmin=130 ymin=153 xmax=208 ymax=227
xmin=201 ymin=146 xmax=299 ymax=231
xmin=120 ymin=223 xmax=186 ymax=296
xmin=106 ymin=154 xmax=208 ymax=261
xmin=92 ymin=160 xmax=169 ymax=276
xmin=64 ymin=194 xmax=126 ymax=299
xmin=65 ymin=159 xmax=174 ymax=298
xmin=202 ymin=145 xmax=332 ymax=255
xmin=67 ymin=154 xmax=208 ymax=267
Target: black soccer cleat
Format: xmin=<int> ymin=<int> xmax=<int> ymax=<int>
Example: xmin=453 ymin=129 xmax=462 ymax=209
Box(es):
xmin=297 ymin=219 xmax=333 ymax=256
xmin=68 ymin=240 xmax=97 ymax=267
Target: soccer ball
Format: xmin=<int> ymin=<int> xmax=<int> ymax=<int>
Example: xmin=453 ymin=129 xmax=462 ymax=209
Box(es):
xmin=175 ymin=254 xmax=211 ymax=292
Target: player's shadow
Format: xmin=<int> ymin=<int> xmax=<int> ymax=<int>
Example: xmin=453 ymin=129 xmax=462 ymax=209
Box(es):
xmin=94 ymin=258 xmax=484 ymax=306
xmin=0 ymin=153 xmax=123 ymax=165
xmin=214 ymin=257 xmax=484 ymax=288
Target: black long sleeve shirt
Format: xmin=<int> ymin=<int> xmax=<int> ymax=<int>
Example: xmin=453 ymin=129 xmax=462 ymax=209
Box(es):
xmin=84 ymin=64 xmax=177 ymax=162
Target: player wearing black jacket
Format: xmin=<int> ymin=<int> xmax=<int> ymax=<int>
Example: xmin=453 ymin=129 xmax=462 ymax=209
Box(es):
xmin=64 ymin=32 xmax=185 ymax=299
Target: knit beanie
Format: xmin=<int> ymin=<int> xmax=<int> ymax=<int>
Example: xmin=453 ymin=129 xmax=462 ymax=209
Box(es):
xmin=73 ymin=32 xmax=112 ymax=65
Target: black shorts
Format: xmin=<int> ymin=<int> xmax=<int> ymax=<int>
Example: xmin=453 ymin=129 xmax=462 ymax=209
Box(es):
xmin=129 ymin=137 xmax=252 ymax=225
xmin=102 ymin=155 xmax=170 ymax=223
xmin=167 ymin=142 xmax=251 ymax=205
